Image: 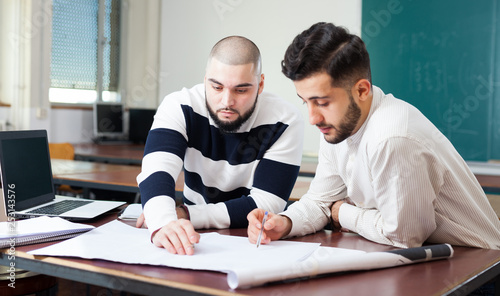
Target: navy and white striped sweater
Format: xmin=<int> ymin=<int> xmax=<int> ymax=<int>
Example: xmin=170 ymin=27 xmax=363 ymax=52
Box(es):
xmin=137 ymin=84 xmax=304 ymax=233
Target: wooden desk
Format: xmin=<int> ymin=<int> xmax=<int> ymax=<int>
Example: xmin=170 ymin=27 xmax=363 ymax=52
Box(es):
xmin=475 ymin=175 xmax=500 ymax=193
xmin=51 ymin=159 xmax=184 ymax=198
xmin=51 ymin=159 xmax=138 ymax=175
xmin=51 ymin=159 xmax=141 ymax=195
xmin=467 ymin=161 xmax=500 ymax=193
xmin=1 ymin=212 xmax=499 ymax=295
xmin=73 ymin=143 xmax=144 ymax=165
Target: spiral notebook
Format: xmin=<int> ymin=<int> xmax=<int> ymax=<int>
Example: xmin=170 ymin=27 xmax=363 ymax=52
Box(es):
xmin=0 ymin=216 xmax=94 ymax=248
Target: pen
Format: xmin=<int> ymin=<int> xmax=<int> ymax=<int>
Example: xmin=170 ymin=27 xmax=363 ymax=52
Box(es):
xmin=256 ymin=211 xmax=268 ymax=248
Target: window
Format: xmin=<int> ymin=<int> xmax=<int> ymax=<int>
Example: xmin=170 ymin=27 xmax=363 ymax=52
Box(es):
xmin=49 ymin=0 xmax=120 ymax=104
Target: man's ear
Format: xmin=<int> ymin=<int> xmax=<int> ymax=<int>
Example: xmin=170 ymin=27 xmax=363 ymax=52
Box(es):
xmin=258 ymin=74 xmax=265 ymax=94
xmin=353 ymin=79 xmax=371 ymax=102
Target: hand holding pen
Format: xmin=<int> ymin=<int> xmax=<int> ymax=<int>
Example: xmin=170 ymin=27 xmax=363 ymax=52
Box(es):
xmin=256 ymin=211 xmax=268 ymax=248
xmin=246 ymin=209 xmax=293 ymax=245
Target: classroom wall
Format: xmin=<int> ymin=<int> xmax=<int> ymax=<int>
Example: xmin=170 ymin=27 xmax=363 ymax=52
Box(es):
xmin=158 ymin=0 xmax=362 ymax=156
xmin=48 ymin=108 xmax=94 ymax=143
xmin=19 ymin=0 xmax=361 ymax=149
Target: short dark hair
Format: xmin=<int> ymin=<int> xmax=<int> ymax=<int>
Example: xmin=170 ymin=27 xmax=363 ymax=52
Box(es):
xmin=281 ymin=22 xmax=371 ymax=88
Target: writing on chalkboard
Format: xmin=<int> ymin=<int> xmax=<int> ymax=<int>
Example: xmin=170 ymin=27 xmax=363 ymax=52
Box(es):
xmin=443 ymin=76 xmax=493 ymax=130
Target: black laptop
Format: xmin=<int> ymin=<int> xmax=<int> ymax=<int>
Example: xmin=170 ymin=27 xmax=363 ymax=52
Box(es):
xmin=0 ymin=130 xmax=125 ymax=221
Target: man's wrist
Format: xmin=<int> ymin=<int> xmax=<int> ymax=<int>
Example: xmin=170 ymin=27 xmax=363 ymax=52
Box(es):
xmin=280 ymin=214 xmax=293 ymax=238
xmin=331 ymin=200 xmax=344 ymax=231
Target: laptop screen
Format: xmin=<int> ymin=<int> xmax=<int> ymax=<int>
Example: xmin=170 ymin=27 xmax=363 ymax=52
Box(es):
xmin=0 ymin=130 xmax=55 ymax=211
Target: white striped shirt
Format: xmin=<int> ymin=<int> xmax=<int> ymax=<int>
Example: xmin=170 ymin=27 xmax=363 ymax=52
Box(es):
xmin=284 ymin=86 xmax=500 ymax=249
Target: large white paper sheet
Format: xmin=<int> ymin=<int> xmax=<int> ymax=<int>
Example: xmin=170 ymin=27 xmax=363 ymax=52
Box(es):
xmin=228 ymin=244 xmax=454 ymax=288
xmin=28 ymin=220 xmax=320 ymax=285
xmin=28 ymin=220 xmax=453 ymax=289
xmin=227 ymin=246 xmax=366 ymax=288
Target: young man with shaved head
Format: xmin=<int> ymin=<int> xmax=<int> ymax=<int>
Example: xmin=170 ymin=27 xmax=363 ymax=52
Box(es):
xmin=137 ymin=36 xmax=304 ymax=255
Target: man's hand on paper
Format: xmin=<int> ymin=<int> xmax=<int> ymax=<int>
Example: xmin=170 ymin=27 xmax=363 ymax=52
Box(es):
xmin=152 ymin=219 xmax=200 ymax=255
xmin=247 ymin=209 xmax=292 ymax=245
xmin=136 ymin=209 xmax=200 ymax=255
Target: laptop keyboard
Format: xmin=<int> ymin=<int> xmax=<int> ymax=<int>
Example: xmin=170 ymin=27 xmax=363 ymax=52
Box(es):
xmin=27 ymin=200 xmax=93 ymax=215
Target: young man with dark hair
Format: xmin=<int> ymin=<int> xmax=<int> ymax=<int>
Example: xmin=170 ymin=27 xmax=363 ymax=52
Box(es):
xmin=248 ymin=22 xmax=500 ymax=250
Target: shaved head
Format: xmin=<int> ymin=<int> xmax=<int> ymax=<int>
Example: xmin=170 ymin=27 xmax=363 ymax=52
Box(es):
xmin=207 ymin=36 xmax=262 ymax=76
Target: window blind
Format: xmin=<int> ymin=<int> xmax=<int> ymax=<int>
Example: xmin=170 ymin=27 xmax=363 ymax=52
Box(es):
xmin=50 ymin=0 xmax=120 ymax=92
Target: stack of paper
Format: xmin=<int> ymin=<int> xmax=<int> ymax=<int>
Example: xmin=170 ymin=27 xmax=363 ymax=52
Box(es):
xmin=118 ymin=203 xmax=142 ymax=220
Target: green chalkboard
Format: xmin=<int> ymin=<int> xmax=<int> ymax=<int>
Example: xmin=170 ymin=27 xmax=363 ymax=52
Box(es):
xmin=362 ymin=0 xmax=500 ymax=161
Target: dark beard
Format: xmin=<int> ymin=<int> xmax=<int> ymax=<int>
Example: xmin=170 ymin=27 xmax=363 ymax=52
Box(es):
xmin=326 ymin=95 xmax=361 ymax=144
xmin=206 ymin=93 xmax=258 ymax=134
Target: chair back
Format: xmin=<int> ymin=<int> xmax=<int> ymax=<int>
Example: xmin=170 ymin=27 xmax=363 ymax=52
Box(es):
xmin=48 ymin=142 xmax=75 ymax=160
